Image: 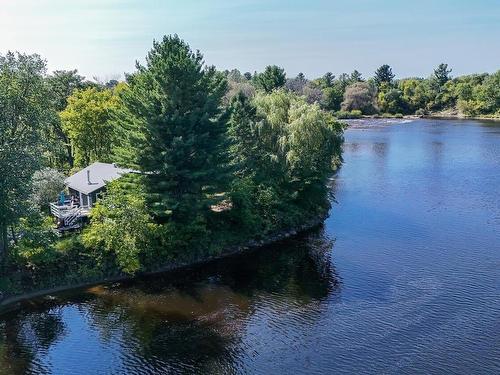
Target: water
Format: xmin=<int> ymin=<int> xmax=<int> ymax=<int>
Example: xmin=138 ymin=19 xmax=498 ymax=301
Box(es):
xmin=1 ymin=119 xmax=499 ymax=374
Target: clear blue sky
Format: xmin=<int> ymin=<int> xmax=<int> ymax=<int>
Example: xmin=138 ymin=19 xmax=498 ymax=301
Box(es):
xmin=1 ymin=0 xmax=499 ymax=80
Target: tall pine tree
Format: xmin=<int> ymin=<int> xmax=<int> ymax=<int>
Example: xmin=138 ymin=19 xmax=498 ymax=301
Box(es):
xmin=117 ymin=35 xmax=229 ymax=223
xmin=227 ymin=92 xmax=262 ymax=177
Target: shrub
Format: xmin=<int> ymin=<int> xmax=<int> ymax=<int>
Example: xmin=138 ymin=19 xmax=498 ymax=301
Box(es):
xmin=335 ymin=110 xmax=362 ymax=119
xmin=31 ymin=168 xmax=66 ymax=210
xmin=12 ymin=209 xmax=59 ymax=270
xmin=82 ymin=184 xmax=159 ymax=275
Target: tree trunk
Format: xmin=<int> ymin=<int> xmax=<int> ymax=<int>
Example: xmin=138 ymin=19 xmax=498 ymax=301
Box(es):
xmin=0 ymin=221 xmax=7 ymax=268
xmin=10 ymin=225 xmax=18 ymax=245
xmin=66 ymin=142 xmax=74 ymax=169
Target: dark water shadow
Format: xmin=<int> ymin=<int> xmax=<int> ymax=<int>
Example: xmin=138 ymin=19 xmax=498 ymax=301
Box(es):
xmin=0 ymin=227 xmax=341 ymax=374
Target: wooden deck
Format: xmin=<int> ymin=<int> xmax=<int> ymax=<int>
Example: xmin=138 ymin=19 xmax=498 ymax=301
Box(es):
xmin=50 ymin=202 xmax=90 ymax=231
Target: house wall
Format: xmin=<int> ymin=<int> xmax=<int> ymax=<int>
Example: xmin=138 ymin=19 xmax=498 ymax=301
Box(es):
xmin=67 ymin=187 xmax=105 ymax=208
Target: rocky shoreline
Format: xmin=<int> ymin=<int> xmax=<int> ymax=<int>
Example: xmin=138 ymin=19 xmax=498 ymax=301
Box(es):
xmin=0 ymin=211 xmax=328 ymax=315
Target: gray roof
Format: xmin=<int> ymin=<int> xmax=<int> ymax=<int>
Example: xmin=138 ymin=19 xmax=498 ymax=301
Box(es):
xmin=65 ymin=162 xmax=132 ymax=195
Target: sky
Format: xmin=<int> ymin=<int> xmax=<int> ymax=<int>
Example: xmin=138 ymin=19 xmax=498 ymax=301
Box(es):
xmin=1 ymin=0 xmax=499 ymax=81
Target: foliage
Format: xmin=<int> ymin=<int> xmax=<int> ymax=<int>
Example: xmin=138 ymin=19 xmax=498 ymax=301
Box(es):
xmin=61 ymin=86 xmax=122 ymax=168
xmin=45 ymin=70 xmax=95 ymax=168
xmin=320 ymin=86 xmax=343 ymax=111
xmin=253 ymin=65 xmax=286 ymax=93
xmin=116 ymin=35 xmax=229 ymax=224
xmin=252 ymin=90 xmax=344 ymax=205
xmin=334 ymin=110 xmax=362 ymax=119
xmin=0 ymin=52 xmax=53 ymax=262
xmin=46 ymin=70 xmax=87 ymax=112
xmin=9 ymin=35 xmax=500 ymax=297
xmin=286 ymin=73 xmax=308 ymax=94
xmin=82 ymin=182 xmax=158 ymax=274
xmin=227 ymin=92 xmax=262 ymax=176
xmin=224 ymin=73 xmax=256 ymax=104
xmin=378 ymin=88 xmax=408 ymax=114
xmin=341 ymin=82 xmax=378 ymax=114
xmin=11 ymin=208 xmax=58 ymax=270
xmin=374 ymin=64 xmax=395 ymax=87
xmin=31 ymin=168 xmax=66 ymax=210
xmin=433 ymin=63 xmax=452 ymax=87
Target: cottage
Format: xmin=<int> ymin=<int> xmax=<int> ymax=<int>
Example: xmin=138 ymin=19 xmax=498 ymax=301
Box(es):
xmin=50 ymin=162 xmax=132 ymax=231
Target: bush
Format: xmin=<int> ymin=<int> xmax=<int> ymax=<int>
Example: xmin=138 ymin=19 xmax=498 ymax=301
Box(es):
xmin=82 ymin=184 xmax=159 ymax=275
xmin=12 ymin=208 xmax=59 ymax=270
xmin=31 ymin=168 xmax=66 ymax=210
xmin=335 ymin=110 xmax=362 ymax=119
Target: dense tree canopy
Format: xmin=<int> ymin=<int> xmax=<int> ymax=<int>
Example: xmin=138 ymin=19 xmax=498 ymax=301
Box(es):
xmin=61 ymin=86 xmax=122 ymax=168
xmin=0 ymin=52 xmax=53 ymax=262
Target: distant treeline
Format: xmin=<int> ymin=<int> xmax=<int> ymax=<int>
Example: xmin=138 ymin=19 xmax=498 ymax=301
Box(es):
xmin=225 ymin=63 xmax=500 ymax=118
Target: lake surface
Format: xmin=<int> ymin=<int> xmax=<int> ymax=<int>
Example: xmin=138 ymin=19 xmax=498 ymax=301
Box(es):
xmin=1 ymin=119 xmax=499 ymax=374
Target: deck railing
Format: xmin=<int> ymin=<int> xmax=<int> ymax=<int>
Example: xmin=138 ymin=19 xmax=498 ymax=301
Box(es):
xmin=50 ymin=202 xmax=90 ymax=219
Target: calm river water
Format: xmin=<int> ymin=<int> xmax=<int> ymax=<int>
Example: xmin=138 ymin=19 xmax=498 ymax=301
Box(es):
xmin=1 ymin=119 xmax=499 ymax=374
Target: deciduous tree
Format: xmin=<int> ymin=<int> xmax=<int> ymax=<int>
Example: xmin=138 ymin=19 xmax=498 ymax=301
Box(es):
xmin=0 ymin=52 xmax=52 ymax=263
xmin=61 ymin=86 xmax=121 ymax=168
xmin=341 ymin=82 xmax=378 ymax=114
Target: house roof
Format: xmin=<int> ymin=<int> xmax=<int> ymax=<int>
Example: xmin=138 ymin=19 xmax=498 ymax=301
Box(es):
xmin=65 ymin=162 xmax=132 ymax=195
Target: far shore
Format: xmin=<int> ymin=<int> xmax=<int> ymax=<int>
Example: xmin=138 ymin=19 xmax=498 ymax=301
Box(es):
xmin=343 ymin=114 xmax=500 ymax=122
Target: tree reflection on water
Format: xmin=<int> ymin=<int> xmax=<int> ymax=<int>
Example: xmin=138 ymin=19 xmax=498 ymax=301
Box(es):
xmin=0 ymin=227 xmax=340 ymax=374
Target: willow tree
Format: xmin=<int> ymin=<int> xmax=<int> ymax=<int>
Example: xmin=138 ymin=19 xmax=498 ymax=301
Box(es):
xmin=0 ymin=52 xmax=52 ymax=264
xmin=117 ymin=35 xmax=229 ymax=223
xmin=253 ymin=90 xmax=344 ymax=204
xmin=227 ymin=90 xmax=344 ymax=231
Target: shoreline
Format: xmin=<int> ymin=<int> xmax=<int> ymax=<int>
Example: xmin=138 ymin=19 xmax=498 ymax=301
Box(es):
xmin=423 ymin=114 xmax=500 ymax=122
xmin=0 ymin=212 xmax=328 ymax=316
xmin=342 ymin=114 xmax=500 ymax=122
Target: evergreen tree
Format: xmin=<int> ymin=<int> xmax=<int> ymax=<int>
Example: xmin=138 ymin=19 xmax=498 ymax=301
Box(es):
xmin=433 ymin=63 xmax=452 ymax=86
xmin=374 ymin=64 xmax=395 ymax=87
xmin=227 ymin=92 xmax=261 ymax=177
xmin=254 ymin=65 xmax=286 ymax=93
xmin=350 ymin=70 xmax=363 ymax=83
xmin=117 ymin=35 xmax=229 ymax=223
xmin=322 ymin=72 xmax=335 ymax=87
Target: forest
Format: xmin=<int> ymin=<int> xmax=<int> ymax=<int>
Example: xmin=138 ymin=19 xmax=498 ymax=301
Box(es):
xmin=1 ymin=34 xmax=499 ymax=293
